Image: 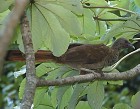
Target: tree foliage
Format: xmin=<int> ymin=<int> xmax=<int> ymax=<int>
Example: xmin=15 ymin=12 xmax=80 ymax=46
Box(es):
xmin=0 ymin=0 xmax=140 ymax=109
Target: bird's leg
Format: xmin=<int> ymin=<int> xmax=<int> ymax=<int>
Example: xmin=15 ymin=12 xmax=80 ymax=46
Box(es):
xmin=95 ymin=69 xmax=104 ymax=76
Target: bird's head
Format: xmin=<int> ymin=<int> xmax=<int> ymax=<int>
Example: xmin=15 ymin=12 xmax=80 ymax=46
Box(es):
xmin=111 ymin=38 xmax=135 ymax=51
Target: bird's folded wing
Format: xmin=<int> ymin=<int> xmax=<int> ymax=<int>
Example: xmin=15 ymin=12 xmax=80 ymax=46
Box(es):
xmin=59 ymin=44 xmax=110 ymax=64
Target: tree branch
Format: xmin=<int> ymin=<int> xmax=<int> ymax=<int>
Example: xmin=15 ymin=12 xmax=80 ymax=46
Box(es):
xmin=37 ymin=64 xmax=140 ymax=86
xmin=0 ymin=0 xmax=29 ymax=74
xmin=93 ymin=17 xmax=127 ymax=21
xmin=20 ymin=12 xmax=37 ymax=109
xmin=83 ymin=5 xmax=136 ymax=15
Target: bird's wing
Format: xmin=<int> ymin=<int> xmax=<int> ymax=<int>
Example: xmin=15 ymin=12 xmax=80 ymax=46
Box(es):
xmin=59 ymin=44 xmax=110 ymax=64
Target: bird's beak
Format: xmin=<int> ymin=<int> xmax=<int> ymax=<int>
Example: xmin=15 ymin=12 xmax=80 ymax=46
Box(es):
xmin=127 ymin=43 xmax=135 ymax=49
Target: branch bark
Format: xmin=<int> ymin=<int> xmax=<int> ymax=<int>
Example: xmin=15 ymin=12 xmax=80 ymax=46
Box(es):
xmin=0 ymin=0 xmax=29 ymax=74
xmin=20 ymin=12 xmax=37 ymax=109
xmin=37 ymin=64 xmax=140 ymax=86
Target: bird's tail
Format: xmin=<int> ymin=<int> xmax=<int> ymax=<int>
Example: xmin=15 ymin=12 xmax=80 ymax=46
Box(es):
xmin=5 ymin=50 xmax=56 ymax=62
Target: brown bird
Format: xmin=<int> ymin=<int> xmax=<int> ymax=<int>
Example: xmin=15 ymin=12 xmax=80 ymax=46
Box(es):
xmin=6 ymin=38 xmax=134 ymax=73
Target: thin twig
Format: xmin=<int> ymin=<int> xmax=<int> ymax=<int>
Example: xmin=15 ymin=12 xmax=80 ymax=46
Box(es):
xmin=93 ymin=17 xmax=127 ymax=21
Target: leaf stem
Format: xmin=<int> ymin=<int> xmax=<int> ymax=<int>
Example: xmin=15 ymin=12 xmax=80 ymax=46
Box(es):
xmin=83 ymin=5 xmax=136 ymax=15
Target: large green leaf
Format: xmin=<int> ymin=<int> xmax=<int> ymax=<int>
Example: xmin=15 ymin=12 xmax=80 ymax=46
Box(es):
xmin=35 ymin=0 xmax=83 ymax=15
xmin=35 ymin=4 xmax=70 ymax=56
xmin=31 ymin=5 xmax=44 ymax=52
xmin=113 ymin=103 xmax=132 ymax=109
xmin=36 ymin=3 xmax=82 ymax=35
xmin=36 ymin=62 xmax=59 ymax=77
xmin=104 ymin=15 xmax=140 ymax=42
xmin=87 ymin=81 xmax=104 ymax=109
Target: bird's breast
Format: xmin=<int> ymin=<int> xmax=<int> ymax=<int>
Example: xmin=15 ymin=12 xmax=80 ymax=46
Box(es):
xmin=104 ymin=51 xmax=119 ymax=66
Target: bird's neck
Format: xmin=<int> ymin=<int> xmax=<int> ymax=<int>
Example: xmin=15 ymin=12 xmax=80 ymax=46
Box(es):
xmin=111 ymin=44 xmax=123 ymax=53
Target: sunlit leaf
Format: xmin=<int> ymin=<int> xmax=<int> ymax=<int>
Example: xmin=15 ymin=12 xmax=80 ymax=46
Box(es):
xmin=35 ymin=0 xmax=83 ymax=15
xmin=36 ymin=3 xmax=82 ymax=35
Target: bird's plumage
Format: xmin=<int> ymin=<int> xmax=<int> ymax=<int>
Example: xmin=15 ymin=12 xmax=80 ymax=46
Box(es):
xmin=6 ymin=38 xmax=134 ymax=72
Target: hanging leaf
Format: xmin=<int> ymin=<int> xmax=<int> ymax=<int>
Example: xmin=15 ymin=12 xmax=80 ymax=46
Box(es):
xmin=35 ymin=4 xmax=70 ymax=56
xmin=36 ymin=3 xmax=82 ymax=35
xmin=87 ymin=81 xmax=104 ymax=109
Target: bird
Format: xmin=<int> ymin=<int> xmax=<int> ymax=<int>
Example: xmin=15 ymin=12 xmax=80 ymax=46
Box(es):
xmin=6 ymin=38 xmax=134 ymax=74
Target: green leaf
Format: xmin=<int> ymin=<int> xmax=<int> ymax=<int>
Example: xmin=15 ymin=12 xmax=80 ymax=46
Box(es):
xmin=37 ymin=3 xmax=82 ymax=35
xmin=99 ymin=12 xmax=121 ymax=25
xmin=113 ymin=103 xmax=132 ymax=109
xmin=30 ymin=5 xmax=44 ymax=52
xmin=36 ymin=63 xmax=59 ymax=77
xmin=68 ymin=83 xmax=88 ymax=109
xmin=36 ymin=4 xmax=70 ymax=56
xmin=83 ymin=0 xmax=108 ymax=7
xmin=76 ymin=101 xmax=90 ymax=109
xmin=57 ymin=86 xmax=73 ymax=109
xmin=19 ymin=78 xmax=26 ymax=99
xmin=83 ymin=9 xmax=96 ymax=36
xmin=105 ymin=15 xmax=140 ymax=41
xmin=107 ymin=80 xmax=123 ymax=86
xmin=34 ymin=105 xmax=54 ymax=109
xmin=87 ymin=81 xmax=104 ymax=109
xmin=131 ymin=91 xmax=140 ymax=109
xmin=50 ymin=87 xmax=58 ymax=108
xmin=134 ymin=0 xmax=140 ymax=8
xmin=56 ymin=0 xmax=83 ymax=15
xmin=95 ymin=21 xmax=107 ymax=38
xmin=35 ymin=0 xmax=83 ymax=15
xmin=0 ymin=0 xmax=14 ymax=13
xmin=33 ymin=87 xmax=49 ymax=107
xmin=110 ymin=0 xmax=130 ymax=9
